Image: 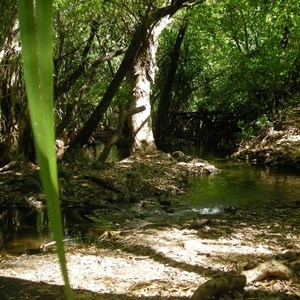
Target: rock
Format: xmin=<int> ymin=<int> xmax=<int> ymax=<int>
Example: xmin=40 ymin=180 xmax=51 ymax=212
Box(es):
xmin=188 ymin=218 xmax=211 ymax=229
xmin=172 ymin=150 xmax=185 ymax=159
xmin=171 ymin=151 xmax=191 ymax=162
xmin=21 ymin=178 xmax=41 ymax=193
xmin=293 ymin=200 xmax=300 ymax=207
xmin=224 ymin=206 xmax=237 ymax=214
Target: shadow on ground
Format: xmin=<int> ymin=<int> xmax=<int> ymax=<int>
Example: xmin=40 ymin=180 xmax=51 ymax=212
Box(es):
xmin=0 ymin=276 xmax=299 ymax=300
xmin=0 ymin=276 xmax=190 ymax=300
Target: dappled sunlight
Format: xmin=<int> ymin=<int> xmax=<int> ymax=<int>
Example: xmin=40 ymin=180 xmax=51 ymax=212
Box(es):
xmin=1 ymin=215 xmax=300 ymax=299
xmin=0 ymin=242 xmax=204 ymax=298
xmin=1 ymin=158 xmax=300 ymax=298
xmin=115 ymin=226 xmax=287 ymax=274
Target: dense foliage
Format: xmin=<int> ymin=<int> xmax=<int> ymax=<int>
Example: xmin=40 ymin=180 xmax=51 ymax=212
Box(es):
xmin=156 ymin=0 xmax=300 ymax=152
xmin=1 ymin=0 xmax=300 ymax=162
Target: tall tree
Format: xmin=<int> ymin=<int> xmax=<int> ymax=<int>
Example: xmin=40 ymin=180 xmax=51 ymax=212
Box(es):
xmin=67 ymin=0 xmax=200 ymax=152
xmin=53 ymin=1 xmax=129 ymax=139
xmin=0 ymin=1 xmax=35 ymax=163
xmin=155 ymin=21 xmax=188 ymax=146
xmin=128 ymin=15 xmax=173 ymax=153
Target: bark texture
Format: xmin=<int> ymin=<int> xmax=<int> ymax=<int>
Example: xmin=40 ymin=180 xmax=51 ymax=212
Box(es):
xmin=155 ymin=22 xmax=188 ymax=145
xmin=0 ymin=11 xmax=32 ymax=164
xmin=129 ymin=17 xmax=172 ymax=153
xmin=67 ymin=0 xmax=194 ymax=152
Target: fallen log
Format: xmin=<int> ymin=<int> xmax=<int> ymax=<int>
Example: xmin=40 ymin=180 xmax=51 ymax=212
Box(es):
xmin=83 ymin=175 xmax=122 ymax=194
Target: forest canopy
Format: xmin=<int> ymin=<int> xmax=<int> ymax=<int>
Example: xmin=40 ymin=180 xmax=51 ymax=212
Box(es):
xmin=1 ymin=0 xmax=300 ymax=163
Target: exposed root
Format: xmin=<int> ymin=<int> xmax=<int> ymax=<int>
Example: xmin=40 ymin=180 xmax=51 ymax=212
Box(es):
xmin=191 ymin=274 xmax=246 ymax=300
xmin=192 ymin=260 xmax=294 ymax=299
xmin=242 ymin=260 xmax=294 ymax=284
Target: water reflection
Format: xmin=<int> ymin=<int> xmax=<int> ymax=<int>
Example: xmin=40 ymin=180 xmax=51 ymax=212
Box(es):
xmin=0 ymin=209 xmax=50 ymax=254
xmin=0 ymin=207 xmax=120 ymax=253
xmin=1 ymin=160 xmax=300 ymax=253
xmin=174 ymin=160 xmax=300 ymax=210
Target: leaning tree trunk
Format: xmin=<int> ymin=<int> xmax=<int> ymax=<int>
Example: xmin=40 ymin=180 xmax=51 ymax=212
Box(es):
xmin=155 ymin=22 xmax=188 ymax=146
xmin=66 ymin=26 xmax=145 ymax=152
xmin=128 ymin=17 xmax=172 ymax=154
xmin=66 ymin=0 xmax=195 ymax=153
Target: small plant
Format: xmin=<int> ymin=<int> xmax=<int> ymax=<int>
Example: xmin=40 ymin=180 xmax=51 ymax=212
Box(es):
xmin=255 ymin=114 xmax=271 ymax=130
xmin=237 ymin=120 xmax=254 ymax=140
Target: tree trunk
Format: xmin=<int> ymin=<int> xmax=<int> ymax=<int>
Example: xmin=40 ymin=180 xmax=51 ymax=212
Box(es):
xmin=0 ymin=8 xmax=29 ymax=162
xmin=155 ymin=22 xmax=188 ymax=146
xmin=98 ymin=105 xmax=145 ymax=162
xmin=0 ymin=13 xmax=20 ymax=137
xmin=18 ymin=106 xmax=36 ymax=162
xmin=66 ymin=0 xmax=194 ymax=153
xmin=128 ymin=17 xmax=173 ymax=153
xmin=66 ymin=25 xmax=146 ymax=152
xmin=56 ymin=68 xmax=97 ymax=139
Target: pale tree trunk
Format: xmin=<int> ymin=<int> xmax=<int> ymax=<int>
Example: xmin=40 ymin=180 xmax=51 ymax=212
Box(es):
xmin=0 ymin=13 xmax=27 ymax=164
xmin=0 ymin=9 xmax=37 ymax=163
xmin=0 ymin=18 xmax=20 ymax=135
xmin=129 ymin=17 xmax=172 ymax=154
xmin=66 ymin=0 xmax=195 ymax=153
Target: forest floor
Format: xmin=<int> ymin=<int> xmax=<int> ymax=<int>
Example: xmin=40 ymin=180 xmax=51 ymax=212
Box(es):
xmin=0 ymin=151 xmax=300 ymax=299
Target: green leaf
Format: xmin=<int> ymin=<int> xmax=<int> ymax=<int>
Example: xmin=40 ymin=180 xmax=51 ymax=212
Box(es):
xmin=17 ymin=1 xmax=73 ymax=299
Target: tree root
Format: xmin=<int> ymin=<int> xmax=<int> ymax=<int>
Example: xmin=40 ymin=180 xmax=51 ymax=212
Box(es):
xmin=242 ymin=260 xmax=294 ymax=284
xmin=191 ymin=275 xmax=246 ymax=300
xmin=191 ymin=260 xmax=294 ymax=300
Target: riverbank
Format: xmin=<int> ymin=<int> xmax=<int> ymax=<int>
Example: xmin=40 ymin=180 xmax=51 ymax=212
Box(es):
xmin=1 ymin=200 xmax=300 ymax=299
xmin=233 ymin=107 xmax=300 ymax=171
xmin=1 ymin=151 xmax=300 ymax=299
xmin=0 ymin=150 xmax=219 ymax=210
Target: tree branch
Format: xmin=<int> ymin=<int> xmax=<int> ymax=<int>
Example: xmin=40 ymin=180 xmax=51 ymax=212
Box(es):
xmin=149 ymin=0 xmax=204 ymax=21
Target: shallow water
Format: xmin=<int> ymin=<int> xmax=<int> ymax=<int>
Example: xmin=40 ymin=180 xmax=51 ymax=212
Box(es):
xmin=174 ymin=159 xmax=300 ymax=211
xmin=1 ymin=159 xmax=300 ymax=253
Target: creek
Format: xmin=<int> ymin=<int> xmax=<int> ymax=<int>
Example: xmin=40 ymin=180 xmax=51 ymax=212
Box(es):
xmin=175 ymin=159 xmax=300 ymax=211
xmin=1 ymin=158 xmax=300 ymax=254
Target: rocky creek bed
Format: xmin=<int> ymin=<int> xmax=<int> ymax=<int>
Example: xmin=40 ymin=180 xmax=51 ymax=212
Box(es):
xmin=0 ymin=151 xmax=300 ymax=299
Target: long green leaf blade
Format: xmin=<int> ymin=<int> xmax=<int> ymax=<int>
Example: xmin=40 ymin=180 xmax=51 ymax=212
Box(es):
xmin=17 ymin=1 xmax=73 ymax=299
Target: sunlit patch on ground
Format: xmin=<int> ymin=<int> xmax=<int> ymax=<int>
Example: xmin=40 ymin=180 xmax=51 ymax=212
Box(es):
xmin=1 ymin=157 xmax=300 ymax=299
xmin=1 ymin=212 xmax=300 ymax=299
